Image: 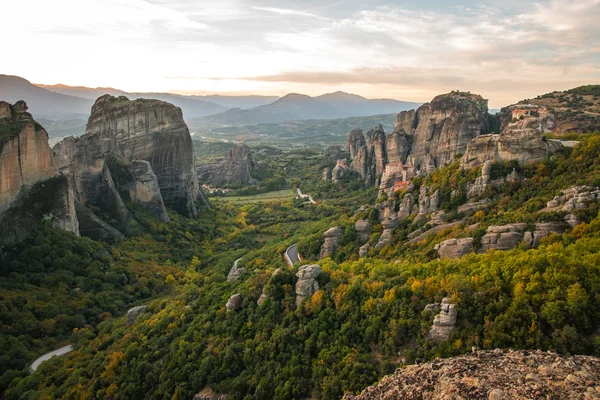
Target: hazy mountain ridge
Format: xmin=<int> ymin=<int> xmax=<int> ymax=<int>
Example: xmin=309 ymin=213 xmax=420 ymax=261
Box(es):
xmin=201 ymin=92 xmax=421 ymax=126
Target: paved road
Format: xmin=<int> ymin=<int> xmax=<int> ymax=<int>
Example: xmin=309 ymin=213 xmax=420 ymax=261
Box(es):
xmin=285 ymin=244 xmax=301 ymax=266
xmin=30 ymin=345 xmax=74 ymax=372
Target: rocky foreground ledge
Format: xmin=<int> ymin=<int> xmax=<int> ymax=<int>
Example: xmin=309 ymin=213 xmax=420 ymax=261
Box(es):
xmin=343 ymin=349 xmax=600 ymax=400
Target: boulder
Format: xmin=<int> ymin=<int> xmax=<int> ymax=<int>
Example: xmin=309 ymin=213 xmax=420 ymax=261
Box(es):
xmin=295 ymin=264 xmax=321 ymax=306
xmin=227 ymin=258 xmax=245 ymax=283
xmin=320 ymin=226 xmax=343 ymax=259
xmin=375 ymin=218 xmax=399 ymax=249
xmin=428 ymin=298 xmax=457 ymax=342
xmin=126 ymin=305 xmax=148 ymax=327
xmin=225 ymin=294 xmax=242 ymax=311
xmin=322 ymin=167 xmax=332 ymax=181
xmin=435 ymin=238 xmax=473 ymax=259
xmin=355 ymin=220 xmax=371 ymax=243
xmin=359 ymin=243 xmax=371 ymax=257
xmin=332 ymin=159 xmax=348 ymax=182
xmin=479 ymin=224 xmax=526 ymax=252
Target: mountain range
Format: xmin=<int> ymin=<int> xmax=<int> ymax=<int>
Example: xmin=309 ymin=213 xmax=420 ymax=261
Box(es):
xmin=0 ymin=75 xmax=421 ymax=137
xmin=200 ymin=92 xmax=420 ymax=126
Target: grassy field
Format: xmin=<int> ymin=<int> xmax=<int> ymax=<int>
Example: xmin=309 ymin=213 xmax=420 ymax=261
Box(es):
xmin=210 ymin=189 xmax=295 ymax=204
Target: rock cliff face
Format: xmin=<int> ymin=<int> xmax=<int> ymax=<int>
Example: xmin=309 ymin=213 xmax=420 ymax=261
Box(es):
xmin=345 ymin=92 xmax=489 ymax=187
xmin=408 ymin=92 xmax=489 ymax=171
xmin=461 ymin=128 xmax=563 ymax=169
xmin=0 ymin=101 xmax=58 ymax=212
xmin=343 ymin=349 xmax=600 ymax=400
xmin=196 ymin=143 xmax=257 ymax=187
xmin=0 ymin=101 xmax=79 ymax=246
xmin=55 ymin=95 xmax=199 ymax=223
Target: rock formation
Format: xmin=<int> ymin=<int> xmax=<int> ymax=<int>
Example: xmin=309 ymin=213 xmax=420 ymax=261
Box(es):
xmin=322 ymin=167 xmax=332 ymax=181
xmin=331 ymin=159 xmax=349 ymax=182
xmin=427 ymin=297 xmax=457 ymax=342
xmin=435 ymin=238 xmax=474 ymax=259
xmin=346 ymin=126 xmax=387 ymax=186
xmin=359 ymin=243 xmax=371 ymax=257
xmin=355 ymin=220 xmax=371 ymax=243
xmin=386 ymin=128 xmax=411 ymax=165
xmin=196 ymin=143 xmax=257 ymax=187
xmin=295 ymin=264 xmax=321 ymax=307
xmin=74 ymin=199 xmax=123 ymax=242
xmin=343 ymin=349 xmax=600 ymax=400
xmin=320 ymin=226 xmax=343 ymax=259
xmin=0 ymin=101 xmax=79 ymax=246
xmin=408 ymin=92 xmax=489 ymax=171
xmin=522 ymin=222 xmax=566 ymax=248
xmin=461 ymin=128 xmax=563 ymax=170
xmin=227 ymin=258 xmax=245 ymax=282
xmin=225 ymin=294 xmax=243 ymax=311
xmin=397 ymin=193 xmax=415 ymax=221
xmin=375 ymin=218 xmax=398 ymax=250
xmin=479 ymin=223 xmax=526 ymax=252
xmin=54 ymin=95 xmax=200 ymax=227
xmin=323 ymin=145 xmax=344 ymax=162
xmin=544 ymin=186 xmax=600 ymax=214
xmin=414 ymin=186 xmax=439 ymax=223
xmin=126 ymin=305 xmax=148 ymax=327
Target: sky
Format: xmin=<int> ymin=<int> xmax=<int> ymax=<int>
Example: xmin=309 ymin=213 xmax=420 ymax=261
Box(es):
xmin=2 ymin=0 xmax=599 ymax=107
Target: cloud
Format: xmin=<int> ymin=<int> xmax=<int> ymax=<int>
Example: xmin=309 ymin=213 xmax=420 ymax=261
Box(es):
xmin=252 ymin=6 xmax=332 ymax=20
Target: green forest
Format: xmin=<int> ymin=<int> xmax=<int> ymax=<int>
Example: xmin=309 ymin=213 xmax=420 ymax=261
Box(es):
xmin=2 ymin=134 xmax=600 ymax=399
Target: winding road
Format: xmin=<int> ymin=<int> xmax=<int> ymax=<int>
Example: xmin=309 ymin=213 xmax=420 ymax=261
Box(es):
xmin=285 ymin=244 xmax=301 ymax=266
xmin=30 ymin=344 xmax=73 ymax=372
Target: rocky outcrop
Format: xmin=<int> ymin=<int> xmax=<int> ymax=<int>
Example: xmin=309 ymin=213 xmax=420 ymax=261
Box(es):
xmin=126 ymin=305 xmax=148 ymax=327
xmin=435 ymin=238 xmax=473 ymax=259
xmin=295 ymin=264 xmax=321 ymax=307
xmin=408 ymin=92 xmax=489 ymax=171
xmin=322 ymin=167 xmax=332 ymax=181
xmin=0 ymin=101 xmax=79 ymax=246
xmin=323 ymin=145 xmax=344 ymax=162
xmin=461 ymin=128 xmax=563 ymax=170
xmin=414 ymin=186 xmax=440 ymax=223
xmin=320 ymin=226 xmax=343 ymax=259
xmin=386 ymin=128 xmax=411 ymax=165
xmin=355 ymin=220 xmax=371 ymax=243
xmin=227 ymin=258 xmax=245 ymax=282
xmin=331 ymin=159 xmax=349 ymax=182
xmin=106 ymin=156 xmax=170 ymax=223
xmin=196 ymin=143 xmax=257 ymax=187
xmin=193 ymin=388 xmax=227 ymax=400
xmin=544 ymin=186 xmax=600 ymax=213
xmin=397 ymin=193 xmax=415 ymax=221
xmin=359 ymin=243 xmax=371 ymax=257
xmin=522 ymin=222 xmax=566 ymax=248
xmin=375 ymin=218 xmax=398 ymax=250
xmin=55 ymin=95 xmax=200 ymax=223
xmin=0 ymin=176 xmax=79 ymax=247
xmin=74 ymin=200 xmax=124 ymax=242
xmin=225 ymin=294 xmax=242 ymax=311
xmin=427 ymin=297 xmax=457 ymax=342
xmin=343 ymin=349 xmax=600 ymax=400
xmin=346 ymin=126 xmax=387 ymax=186
xmin=0 ymin=101 xmax=58 ymax=212
xmin=479 ymin=223 xmax=526 ymax=252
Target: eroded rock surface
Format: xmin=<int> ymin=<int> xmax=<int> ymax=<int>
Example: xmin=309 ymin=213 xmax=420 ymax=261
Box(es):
xmin=55 ymin=95 xmax=199 ymax=222
xmin=355 ymin=220 xmax=371 ymax=243
xmin=435 ymin=238 xmax=474 ymax=259
xmin=295 ymin=264 xmax=321 ymax=307
xmin=344 ymin=349 xmax=600 ymax=400
xmin=427 ymin=297 xmax=457 ymax=342
xmin=197 ymin=143 xmax=257 ymax=187
xmin=320 ymin=226 xmax=343 ymax=259
xmin=226 ymin=294 xmax=242 ymax=311
xmin=126 ymin=305 xmax=148 ymax=327
xmin=375 ymin=218 xmax=399 ymax=250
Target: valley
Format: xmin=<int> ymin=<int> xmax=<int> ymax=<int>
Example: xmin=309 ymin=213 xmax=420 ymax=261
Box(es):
xmin=1 ymin=84 xmax=600 ymax=400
